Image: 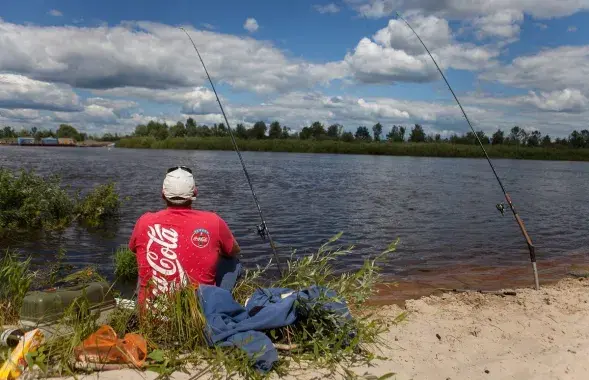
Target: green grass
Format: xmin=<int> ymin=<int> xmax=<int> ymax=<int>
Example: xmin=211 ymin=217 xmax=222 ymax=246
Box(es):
xmin=1 ymin=234 xmax=401 ymax=379
xmin=114 ymin=245 xmax=138 ymax=281
xmin=116 ymin=136 xmax=589 ymax=161
xmin=0 ymin=168 xmax=121 ymax=236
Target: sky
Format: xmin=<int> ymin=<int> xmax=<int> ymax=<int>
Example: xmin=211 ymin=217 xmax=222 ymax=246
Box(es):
xmin=1 ymin=0 xmax=589 ymax=138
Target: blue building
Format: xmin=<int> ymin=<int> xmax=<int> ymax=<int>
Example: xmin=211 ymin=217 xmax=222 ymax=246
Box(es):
xmin=41 ymin=137 xmax=58 ymax=145
xmin=17 ymin=137 xmax=35 ymax=145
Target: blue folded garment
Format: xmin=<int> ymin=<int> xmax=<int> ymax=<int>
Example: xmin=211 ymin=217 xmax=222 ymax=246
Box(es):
xmin=197 ymin=284 xmax=351 ymax=372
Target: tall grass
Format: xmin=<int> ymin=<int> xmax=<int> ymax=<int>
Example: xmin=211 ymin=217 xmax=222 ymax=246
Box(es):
xmin=2 ymin=234 xmax=400 ymax=379
xmin=113 ymin=245 xmax=138 ymax=281
xmin=116 ymin=136 xmax=589 ymax=161
xmin=0 ymin=250 xmax=34 ymax=326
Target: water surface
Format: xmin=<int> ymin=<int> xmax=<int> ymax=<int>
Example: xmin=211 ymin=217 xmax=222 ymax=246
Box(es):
xmin=1 ymin=146 xmax=587 ymax=290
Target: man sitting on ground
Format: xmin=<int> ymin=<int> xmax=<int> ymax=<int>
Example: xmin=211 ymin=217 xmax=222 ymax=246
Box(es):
xmin=128 ymin=166 xmax=240 ymax=309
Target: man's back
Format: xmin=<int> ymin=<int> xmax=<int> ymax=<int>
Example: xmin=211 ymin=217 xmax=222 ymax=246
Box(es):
xmin=129 ymin=207 xmax=237 ymax=306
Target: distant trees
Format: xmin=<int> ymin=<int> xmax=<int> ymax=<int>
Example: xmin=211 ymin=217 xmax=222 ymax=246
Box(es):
xmin=355 ymin=126 xmax=372 ymax=141
xmin=409 ymin=124 xmax=425 ymax=142
xmin=386 ymin=125 xmax=406 ymax=142
xmin=372 ymin=123 xmax=383 ymax=142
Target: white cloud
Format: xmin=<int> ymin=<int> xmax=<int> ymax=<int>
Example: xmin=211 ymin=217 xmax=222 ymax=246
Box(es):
xmin=344 ymin=14 xmax=499 ymax=83
xmin=48 ymin=9 xmax=63 ymax=17
xmin=534 ymin=23 xmax=548 ymax=30
xmin=0 ymin=74 xmax=81 ymax=112
xmin=521 ymin=89 xmax=588 ymax=113
xmin=201 ymin=23 xmax=215 ymax=30
xmin=568 ymin=26 xmax=578 ymax=32
xmin=0 ymin=109 xmax=41 ymax=121
xmin=314 ymin=3 xmax=341 ymax=14
xmin=345 ymin=0 xmax=589 ymax=19
xmin=471 ymin=10 xmax=524 ymax=40
xmin=244 ymin=18 xmax=259 ymax=33
xmin=482 ymin=46 xmax=589 ymax=93
xmin=0 ymin=20 xmax=348 ymax=94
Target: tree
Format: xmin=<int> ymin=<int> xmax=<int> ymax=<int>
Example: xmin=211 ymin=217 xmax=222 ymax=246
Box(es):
xmin=541 ymin=135 xmax=552 ymax=147
xmin=280 ymin=126 xmax=290 ymax=139
xmin=249 ymin=121 xmax=267 ymax=139
xmin=57 ymin=124 xmax=81 ymax=140
xmin=526 ymin=130 xmax=541 ymax=147
xmin=569 ymin=130 xmax=585 ymax=148
xmin=435 ymin=134 xmax=441 ymax=142
xmin=186 ymin=118 xmax=197 ymax=137
xmin=372 ymin=123 xmax=383 ymax=142
xmin=268 ymin=121 xmax=282 ymax=139
xmin=409 ymin=124 xmax=425 ymax=142
xmin=134 ymin=124 xmax=148 ymax=137
xmin=476 ymin=131 xmax=490 ymax=145
xmin=235 ymin=123 xmax=248 ymax=139
xmin=169 ymin=122 xmax=186 ymax=138
xmin=491 ymin=129 xmax=504 ymax=145
xmin=341 ymin=131 xmax=354 ymax=142
xmin=354 ymin=126 xmax=372 ymax=141
xmin=310 ymin=122 xmax=326 ymax=139
xmin=299 ymin=126 xmax=312 ymax=140
xmin=327 ymin=124 xmax=343 ymax=139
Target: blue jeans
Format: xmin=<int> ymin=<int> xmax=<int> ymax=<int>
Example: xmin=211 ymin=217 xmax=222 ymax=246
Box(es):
xmin=215 ymin=256 xmax=243 ymax=292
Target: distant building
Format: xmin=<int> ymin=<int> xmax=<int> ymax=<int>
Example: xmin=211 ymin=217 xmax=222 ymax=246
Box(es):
xmin=17 ymin=137 xmax=35 ymax=145
xmin=58 ymin=138 xmax=76 ymax=146
xmin=41 ymin=137 xmax=58 ymax=146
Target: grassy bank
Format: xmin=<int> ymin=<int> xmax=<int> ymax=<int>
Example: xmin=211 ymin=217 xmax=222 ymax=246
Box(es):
xmin=116 ymin=137 xmax=589 ymax=161
xmin=0 ymin=235 xmax=401 ymax=379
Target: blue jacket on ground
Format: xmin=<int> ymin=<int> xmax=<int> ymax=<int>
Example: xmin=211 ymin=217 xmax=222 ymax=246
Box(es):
xmin=197 ymin=284 xmax=351 ymax=372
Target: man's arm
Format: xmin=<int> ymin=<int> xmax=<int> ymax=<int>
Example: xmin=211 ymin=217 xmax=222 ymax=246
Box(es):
xmin=218 ymin=216 xmax=240 ymax=257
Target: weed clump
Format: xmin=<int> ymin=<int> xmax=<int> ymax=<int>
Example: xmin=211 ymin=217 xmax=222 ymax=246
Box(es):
xmin=113 ymin=245 xmax=137 ymax=281
xmin=0 ymin=168 xmax=120 ymax=236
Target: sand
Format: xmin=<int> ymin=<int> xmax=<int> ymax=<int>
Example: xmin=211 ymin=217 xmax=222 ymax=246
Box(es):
xmin=45 ymin=277 xmax=589 ymax=380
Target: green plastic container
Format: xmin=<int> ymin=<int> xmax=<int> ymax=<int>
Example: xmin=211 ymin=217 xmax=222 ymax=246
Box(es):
xmin=19 ymin=282 xmax=116 ymax=328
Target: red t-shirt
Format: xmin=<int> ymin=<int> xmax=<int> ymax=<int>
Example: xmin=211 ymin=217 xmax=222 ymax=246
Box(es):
xmin=128 ymin=207 xmax=237 ymax=306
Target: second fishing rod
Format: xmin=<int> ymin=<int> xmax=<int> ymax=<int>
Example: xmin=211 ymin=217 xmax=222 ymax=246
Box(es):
xmin=396 ymin=12 xmax=539 ymax=290
xmin=180 ymin=27 xmax=284 ymax=277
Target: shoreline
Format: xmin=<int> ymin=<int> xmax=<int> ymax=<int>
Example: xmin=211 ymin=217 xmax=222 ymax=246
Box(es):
xmin=45 ymin=275 xmax=589 ymax=380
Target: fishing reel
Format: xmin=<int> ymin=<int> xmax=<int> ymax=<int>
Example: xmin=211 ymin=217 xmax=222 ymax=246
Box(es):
xmin=496 ymin=202 xmax=505 ymax=216
xmin=257 ymin=222 xmax=268 ymax=240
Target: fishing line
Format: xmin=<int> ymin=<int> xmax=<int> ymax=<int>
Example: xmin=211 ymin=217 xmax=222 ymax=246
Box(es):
xmin=180 ymin=27 xmax=284 ymax=276
xmin=396 ymin=12 xmax=540 ymax=290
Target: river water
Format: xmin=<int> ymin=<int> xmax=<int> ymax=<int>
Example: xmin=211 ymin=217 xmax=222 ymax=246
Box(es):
xmin=1 ymin=146 xmax=588 ymax=295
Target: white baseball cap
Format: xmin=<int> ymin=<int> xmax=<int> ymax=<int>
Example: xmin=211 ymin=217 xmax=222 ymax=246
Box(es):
xmin=162 ymin=167 xmax=196 ymax=204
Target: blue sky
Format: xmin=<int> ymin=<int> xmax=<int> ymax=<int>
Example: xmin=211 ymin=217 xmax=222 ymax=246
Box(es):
xmin=1 ymin=0 xmax=589 ymax=138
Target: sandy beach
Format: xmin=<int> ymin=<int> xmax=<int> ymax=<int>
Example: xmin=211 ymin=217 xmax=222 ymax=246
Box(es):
xmin=42 ymin=276 xmax=589 ymax=380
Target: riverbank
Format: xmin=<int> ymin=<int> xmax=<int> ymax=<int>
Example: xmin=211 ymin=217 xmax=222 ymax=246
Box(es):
xmin=46 ymin=276 xmax=589 ymax=380
xmin=115 ymin=137 xmax=589 ymax=161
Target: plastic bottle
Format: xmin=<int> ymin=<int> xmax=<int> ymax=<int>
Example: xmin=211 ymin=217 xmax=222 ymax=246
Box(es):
xmin=0 ymin=328 xmax=44 ymax=380
xmin=0 ymin=329 xmax=25 ymax=348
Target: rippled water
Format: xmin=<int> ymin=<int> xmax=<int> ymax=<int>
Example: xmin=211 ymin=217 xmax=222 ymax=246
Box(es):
xmin=1 ymin=146 xmax=588 ymax=287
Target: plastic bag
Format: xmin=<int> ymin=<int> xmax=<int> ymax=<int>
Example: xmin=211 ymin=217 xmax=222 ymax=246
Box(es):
xmin=74 ymin=325 xmax=147 ymax=368
xmin=0 ymin=329 xmax=44 ymax=380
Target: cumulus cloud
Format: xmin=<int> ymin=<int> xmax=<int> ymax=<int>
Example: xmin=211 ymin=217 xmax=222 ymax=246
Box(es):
xmin=0 ymin=20 xmax=345 ymax=94
xmin=482 ymin=46 xmax=589 ymax=92
xmin=243 ymin=18 xmax=259 ymax=33
xmin=0 ymin=74 xmax=82 ymax=112
xmin=471 ymin=10 xmax=524 ymax=40
xmin=520 ymin=89 xmax=588 ymax=113
xmin=314 ymin=3 xmax=341 ymax=14
xmin=0 ymin=109 xmax=41 ymax=121
xmin=48 ymin=9 xmax=63 ymax=17
xmin=344 ymin=0 xmax=589 ymax=19
xmin=344 ymin=14 xmax=498 ymax=83
xmin=568 ymin=26 xmax=578 ymax=32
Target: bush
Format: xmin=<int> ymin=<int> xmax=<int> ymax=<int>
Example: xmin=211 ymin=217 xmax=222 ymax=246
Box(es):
xmin=0 ymin=169 xmax=75 ymax=235
xmin=0 ymin=169 xmax=120 ymax=236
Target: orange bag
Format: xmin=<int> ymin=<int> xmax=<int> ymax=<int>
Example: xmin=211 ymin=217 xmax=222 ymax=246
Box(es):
xmin=74 ymin=325 xmax=147 ymax=368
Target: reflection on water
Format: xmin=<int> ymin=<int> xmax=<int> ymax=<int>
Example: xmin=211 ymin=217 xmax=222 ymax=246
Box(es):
xmin=1 ymin=146 xmax=588 ymax=293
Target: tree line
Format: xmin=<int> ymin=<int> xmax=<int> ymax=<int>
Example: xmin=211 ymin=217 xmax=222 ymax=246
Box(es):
xmin=0 ymin=124 xmax=121 ymax=142
xmin=4 ymin=118 xmax=589 ymax=149
xmin=132 ymin=118 xmax=589 ymax=149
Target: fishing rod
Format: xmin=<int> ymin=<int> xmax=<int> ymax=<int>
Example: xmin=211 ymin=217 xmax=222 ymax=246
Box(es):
xmin=180 ymin=27 xmax=284 ymax=276
xmin=396 ymin=12 xmax=540 ymax=290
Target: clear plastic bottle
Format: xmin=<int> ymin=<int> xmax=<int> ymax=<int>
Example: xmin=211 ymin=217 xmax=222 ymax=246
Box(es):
xmin=0 ymin=329 xmax=25 ymax=348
